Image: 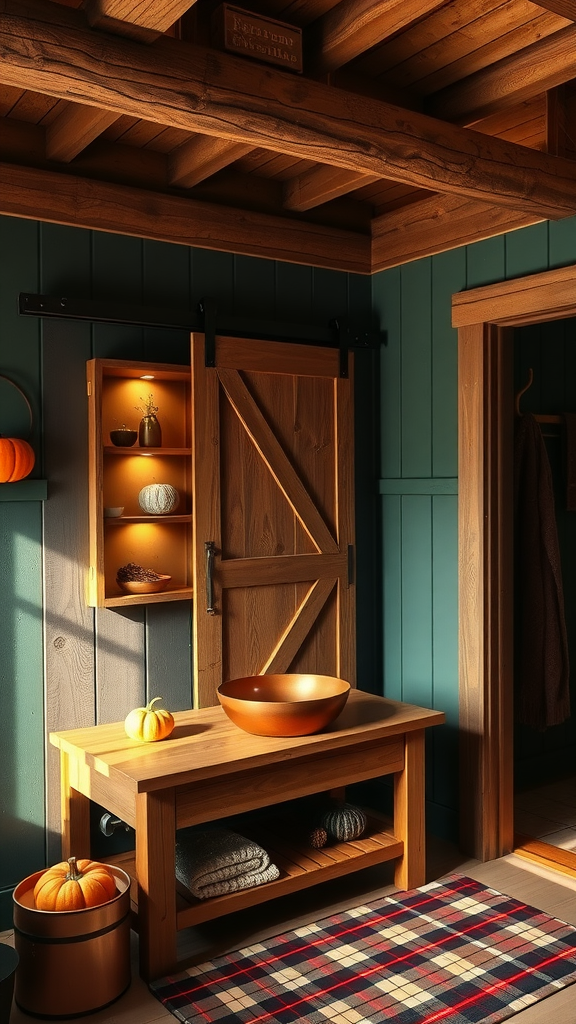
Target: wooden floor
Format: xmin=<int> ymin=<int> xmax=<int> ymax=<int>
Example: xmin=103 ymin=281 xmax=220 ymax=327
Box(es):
xmin=4 ymin=837 xmax=576 ymax=1023
xmin=515 ymin=776 xmax=576 ymax=852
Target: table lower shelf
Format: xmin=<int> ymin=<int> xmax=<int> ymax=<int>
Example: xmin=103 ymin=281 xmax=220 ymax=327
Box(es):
xmin=106 ymin=812 xmax=402 ymax=930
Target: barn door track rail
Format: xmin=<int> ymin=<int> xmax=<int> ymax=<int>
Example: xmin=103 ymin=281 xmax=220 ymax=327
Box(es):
xmin=19 ymin=293 xmax=386 ymax=379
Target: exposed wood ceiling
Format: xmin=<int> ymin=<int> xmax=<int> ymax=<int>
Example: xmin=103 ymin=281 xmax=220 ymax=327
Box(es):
xmin=1 ymin=0 xmax=576 ymax=273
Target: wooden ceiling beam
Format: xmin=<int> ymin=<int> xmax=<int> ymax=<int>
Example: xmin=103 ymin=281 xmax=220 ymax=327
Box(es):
xmin=170 ymin=136 xmax=253 ymax=188
xmin=532 ymin=0 xmax=576 ymax=20
xmin=0 ymin=160 xmax=371 ymax=273
xmin=284 ymin=166 xmax=378 ymax=211
xmin=309 ymin=0 xmax=448 ymax=75
xmin=429 ymin=24 xmax=576 ymax=125
xmin=546 ymin=86 xmax=568 ymax=157
xmin=45 ymin=103 xmax=118 ymax=162
xmin=0 ymin=116 xmax=370 ymax=229
xmin=371 ymin=193 xmax=542 ymax=272
xmin=84 ymin=0 xmax=194 ymax=42
xmin=3 ymin=2 xmax=576 ymax=219
xmin=170 ymin=4 xmax=432 ymax=190
xmin=172 ymin=3 xmax=432 ymax=190
xmin=286 ymin=26 xmax=576 ymax=213
xmin=49 ymin=0 xmax=200 ymax=164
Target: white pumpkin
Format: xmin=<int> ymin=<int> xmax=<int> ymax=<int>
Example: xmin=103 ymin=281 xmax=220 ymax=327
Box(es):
xmin=138 ymin=483 xmax=180 ymax=515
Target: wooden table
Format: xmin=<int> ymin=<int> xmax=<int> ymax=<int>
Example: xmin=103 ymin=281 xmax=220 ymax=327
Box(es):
xmin=50 ymin=690 xmax=444 ymax=981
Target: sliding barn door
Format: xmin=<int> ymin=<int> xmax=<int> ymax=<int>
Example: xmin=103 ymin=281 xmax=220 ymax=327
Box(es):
xmin=191 ymin=333 xmax=356 ymax=708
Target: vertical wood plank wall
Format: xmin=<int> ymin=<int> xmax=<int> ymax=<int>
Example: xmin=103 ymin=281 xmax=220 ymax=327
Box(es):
xmin=372 ymin=216 xmax=576 ymax=842
xmin=0 ymin=215 xmax=373 ymax=927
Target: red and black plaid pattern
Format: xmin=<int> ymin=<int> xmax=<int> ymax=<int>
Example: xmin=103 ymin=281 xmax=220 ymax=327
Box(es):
xmin=151 ymin=873 xmax=576 ymax=1024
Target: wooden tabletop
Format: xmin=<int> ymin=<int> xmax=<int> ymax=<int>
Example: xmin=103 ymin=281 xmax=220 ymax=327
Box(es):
xmin=50 ymin=689 xmax=445 ymax=794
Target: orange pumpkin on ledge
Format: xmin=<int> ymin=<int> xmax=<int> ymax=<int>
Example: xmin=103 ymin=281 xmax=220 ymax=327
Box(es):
xmin=0 ymin=435 xmax=35 ymax=483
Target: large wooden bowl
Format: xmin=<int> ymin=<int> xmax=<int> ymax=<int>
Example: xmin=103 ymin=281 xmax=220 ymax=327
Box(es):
xmin=217 ymin=673 xmax=351 ymax=737
xmin=117 ymin=574 xmax=171 ymax=595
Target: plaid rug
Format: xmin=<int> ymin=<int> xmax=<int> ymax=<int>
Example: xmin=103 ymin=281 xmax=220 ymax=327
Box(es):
xmin=150 ymin=873 xmax=576 ymax=1024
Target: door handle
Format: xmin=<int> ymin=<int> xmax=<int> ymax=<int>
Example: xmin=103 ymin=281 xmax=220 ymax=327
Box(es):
xmin=205 ymin=541 xmax=216 ymax=614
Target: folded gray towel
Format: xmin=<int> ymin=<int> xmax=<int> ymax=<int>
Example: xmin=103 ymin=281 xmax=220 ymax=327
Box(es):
xmin=176 ymin=829 xmax=280 ymax=899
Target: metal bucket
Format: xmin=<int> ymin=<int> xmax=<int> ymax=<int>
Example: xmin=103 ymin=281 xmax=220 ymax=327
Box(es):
xmin=13 ymin=865 xmax=131 ymax=1018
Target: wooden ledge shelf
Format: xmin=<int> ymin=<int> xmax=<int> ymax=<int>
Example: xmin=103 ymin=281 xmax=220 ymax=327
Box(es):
xmin=104 ymin=447 xmax=191 ymax=456
xmin=0 ymin=479 xmax=48 ymax=501
xmin=104 ymin=585 xmax=193 ymax=607
xmin=104 ymin=514 xmax=192 ymax=524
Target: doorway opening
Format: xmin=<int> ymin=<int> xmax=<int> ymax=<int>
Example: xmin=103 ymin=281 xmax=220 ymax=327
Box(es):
xmin=453 ymin=264 xmax=576 ymax=867
xmin=512 ymin=325 xmax=576 ymax=873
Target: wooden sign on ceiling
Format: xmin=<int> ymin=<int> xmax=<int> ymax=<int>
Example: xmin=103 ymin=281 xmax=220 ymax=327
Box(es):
xmin=213 ymin=4 xmax=303 ymax=73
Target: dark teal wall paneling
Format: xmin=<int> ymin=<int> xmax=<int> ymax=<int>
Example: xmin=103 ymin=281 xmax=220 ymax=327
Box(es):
xmin=466 ymin=236 xmax=505 ymax=289
xmin=381 ymin=494 xmax=402 ymax=702
xmin=374 ymin=266 xmax=401 ymax=479
xmin=0 ymin=216 xmax=44 ymax=924
xmin=401 ymin=495 xmax=433 ymax=709
xmin=0 ymin=502 xmax=44 ymax=927
xmin=549 ymin=219 xmax=576 ymax=268
xmin=0 ymin=219 xmax=42 ymax=467
xmin=431 ymin=250 xmax=465 ymax=479
xmin=401 ymin=260 xmax=432 ymax=479
xmin=505 ymin=222 xmax=550 ymax=280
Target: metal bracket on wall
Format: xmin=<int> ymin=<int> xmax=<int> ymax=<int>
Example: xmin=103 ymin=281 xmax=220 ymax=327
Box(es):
xmin=19 ymin=293 xmax=387 ymax=377
xmin=330 ymin=316 xmax=382 ymax=379
xmin=198 ymin=297 xmax=217 ymax=368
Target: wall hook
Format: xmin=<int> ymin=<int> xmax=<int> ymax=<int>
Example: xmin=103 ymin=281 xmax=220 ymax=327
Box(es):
xmin=515 ymin=367 xmax=533 ymax=416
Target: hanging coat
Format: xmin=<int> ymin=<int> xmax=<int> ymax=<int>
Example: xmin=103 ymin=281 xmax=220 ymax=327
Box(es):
xmin=514 ymin=413 xmax=570 ymax=729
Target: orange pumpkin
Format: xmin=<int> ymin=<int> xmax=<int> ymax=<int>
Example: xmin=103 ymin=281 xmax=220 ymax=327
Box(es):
xmin=0 ymin=436 xmax=35 ymax=483
xmin=124 ymin=696 xmax=175 ymax=742
xmin=33 ymin=857 xmax=117 ymax=912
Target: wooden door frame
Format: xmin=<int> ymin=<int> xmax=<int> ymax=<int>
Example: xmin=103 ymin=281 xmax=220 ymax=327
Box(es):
xmin=452 ymin=263 xmax=576 ymax=861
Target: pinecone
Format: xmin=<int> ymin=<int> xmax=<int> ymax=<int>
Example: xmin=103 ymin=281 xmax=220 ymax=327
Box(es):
xmin=308 ymin=826 xmax=328 ymax=849
xmin=116 ymin=562 xmax=162 ymax=583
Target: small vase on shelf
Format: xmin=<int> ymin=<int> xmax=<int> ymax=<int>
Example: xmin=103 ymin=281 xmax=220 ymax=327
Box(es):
xmin=136 ymin=394 xmax=162 ymax=448
xmin=139 ymin=414 xmax=162 ymax=448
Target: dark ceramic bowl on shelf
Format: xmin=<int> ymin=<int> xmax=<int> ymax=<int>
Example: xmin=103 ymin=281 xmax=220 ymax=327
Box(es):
xmin=109 ymin=428 xmax=138 ymax=447
xmin=217 ymin=673 xmax=351 ymax=737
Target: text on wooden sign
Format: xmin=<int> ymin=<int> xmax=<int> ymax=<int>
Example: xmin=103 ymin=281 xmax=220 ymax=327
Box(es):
xmin=214 ymin=4 xmax=303 ymax=73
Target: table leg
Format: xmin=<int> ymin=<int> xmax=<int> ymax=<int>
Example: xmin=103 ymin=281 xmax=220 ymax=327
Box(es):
xmin=135 ymin=788 xmax=177 ymax=981
xmin=60 ymin=753 xmax=91 ymax=860
xmin=393 ymin=729 xmax=425 ymax=890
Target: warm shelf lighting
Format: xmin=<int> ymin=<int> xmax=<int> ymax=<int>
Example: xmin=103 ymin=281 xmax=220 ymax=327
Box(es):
xmin=140 ymin=374 xmax=155 ymax=380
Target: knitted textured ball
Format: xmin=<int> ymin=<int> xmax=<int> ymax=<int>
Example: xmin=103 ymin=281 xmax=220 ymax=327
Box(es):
xmin=321 ymin=803 xmax=367 ymax=842
xmin=307 ymin=826 xmax=328 ymax=849
xmin=138 ymin=483 xmax=180 ymax=515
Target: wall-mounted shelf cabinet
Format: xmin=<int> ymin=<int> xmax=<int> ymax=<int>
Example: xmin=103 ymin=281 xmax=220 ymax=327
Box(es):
xmin=87 ymin=358 xmax=193 ymax=608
